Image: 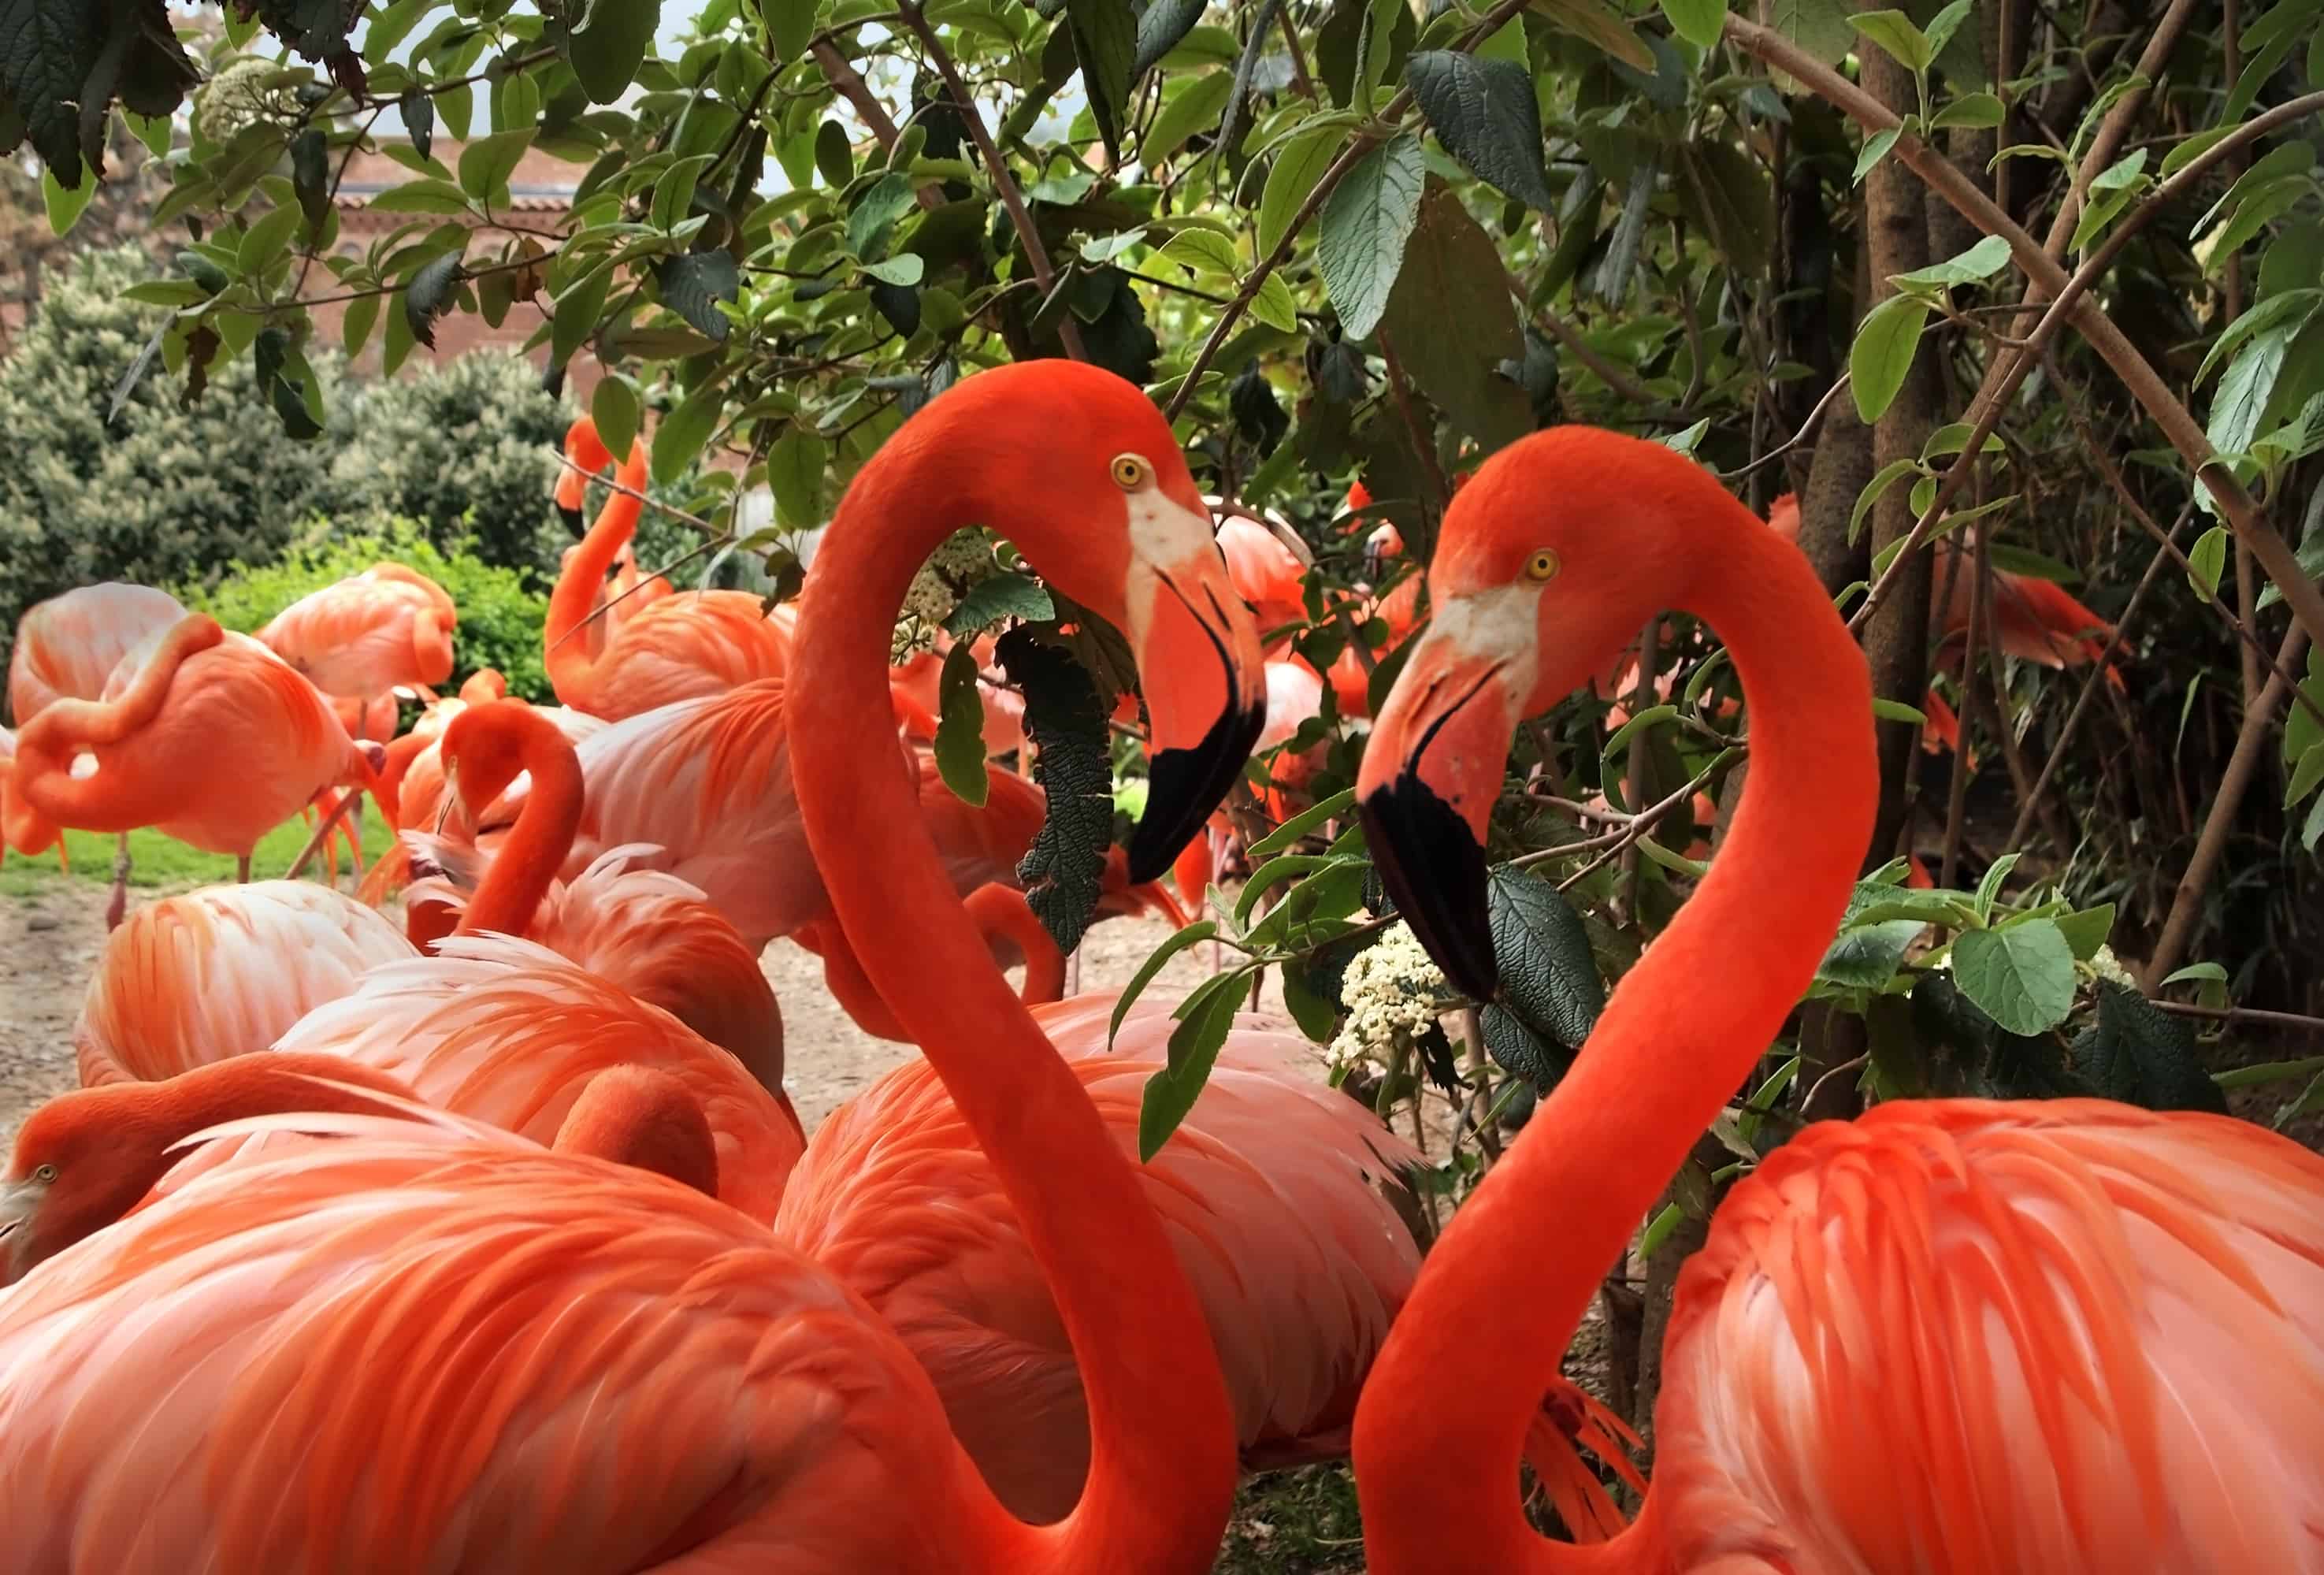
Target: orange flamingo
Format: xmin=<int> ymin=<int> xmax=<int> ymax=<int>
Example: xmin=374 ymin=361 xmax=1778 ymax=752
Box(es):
xmin=72 ymin=881 xmax=418 ymax=1087
xmin=257 ymin=562 xmax=456 ymax=701
xmin=3 ymin=614 xmax=388 ymax=884
xmin=1351 ymin=426 xmax=2324 ymax=1571
xmin=1215 ymin=507 xmax=1312 ymax=640
xmin=0 ymin=362 xmax=1275 ymax=1571
xmin=6 ymin=581 xmax=188 ymax=919
xmin=545 ymin=415 xmax=793 ymax=719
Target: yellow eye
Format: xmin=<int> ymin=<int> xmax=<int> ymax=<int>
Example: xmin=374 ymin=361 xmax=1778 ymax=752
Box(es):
xmin=32 ymin=1165 xmax=54 ymax=1183
xmin=1111 ymin=454 xmax=1151 ymax=490
xmin=1523 ymin=548 xmax=1561 ymax=581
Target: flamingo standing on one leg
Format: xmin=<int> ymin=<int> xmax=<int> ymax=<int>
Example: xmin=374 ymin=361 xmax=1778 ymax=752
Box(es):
xmin=545 ymin=416 xmax=794 ymax=719
xmin=1349 ymin=425 xmax=2324 ymax=1572
xmin=4 ymin=614 xmax=389 ymax=885
xmin=6 ymin=581 xmax=187 ymax=922
xmin=0 ymin=361 xmax=1283 ymax=1573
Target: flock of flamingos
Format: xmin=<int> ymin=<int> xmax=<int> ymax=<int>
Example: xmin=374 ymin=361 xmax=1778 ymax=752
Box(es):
xmin=0 ymin=360 xmax=2315 ymax=1570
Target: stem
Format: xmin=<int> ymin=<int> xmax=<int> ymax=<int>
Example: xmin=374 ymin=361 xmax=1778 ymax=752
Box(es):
xmin=1520 ymin=273 xmax=1661 ymax=408
xmin=1376 ymin=328 xmax=1450 ymax=514
xmin=897 ymin=0 xmax=1088 ymax=361
xmin=1728 ymin=16 xmax=2324 ymax=658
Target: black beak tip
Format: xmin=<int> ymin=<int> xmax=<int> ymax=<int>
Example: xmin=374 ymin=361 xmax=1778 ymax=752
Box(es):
xmin=1127 ymin=700 xmax=1268 ymax=886
xmin=1359 ymin=774 xmax=1500 ymax=1002
xmin=556 ymin=503 xmax=585 ymax=537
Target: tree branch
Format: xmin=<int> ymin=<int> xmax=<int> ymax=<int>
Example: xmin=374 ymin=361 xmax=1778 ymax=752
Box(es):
xmin=1727 ymin=16 xmax=2324 ymax=660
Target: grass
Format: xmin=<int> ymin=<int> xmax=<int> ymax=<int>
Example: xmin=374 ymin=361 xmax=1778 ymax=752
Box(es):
xmin=1 ymin=801 xmax=397 ymax=900
xmin=1214 ymin=1467 xmax=1367 ymax=1574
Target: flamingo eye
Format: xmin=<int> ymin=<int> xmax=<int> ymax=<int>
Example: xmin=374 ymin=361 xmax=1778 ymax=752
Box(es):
xmin=1524 ymin=548 xmax=1561 ymax=582
xmin=1111 ymin=454 xmax=1152 ymax=490
xmin=32 ymin=1165 xmax=54 ymax=1183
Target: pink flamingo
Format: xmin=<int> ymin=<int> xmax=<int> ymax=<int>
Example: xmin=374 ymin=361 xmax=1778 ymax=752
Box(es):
xmin=256 ymin=562 xmax=456 ymax=701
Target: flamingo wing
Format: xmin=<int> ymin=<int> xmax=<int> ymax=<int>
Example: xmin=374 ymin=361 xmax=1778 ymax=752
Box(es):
xmin=0 ymin=1116 xmax=963 ymax=1573
xmin=1655 ymin=1098 xmax=2324 ymax=1573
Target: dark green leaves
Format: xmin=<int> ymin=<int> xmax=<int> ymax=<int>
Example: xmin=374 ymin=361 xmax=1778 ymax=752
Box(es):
xmin=999 ymin=626 xmax=1113 ymax=958
xmin=1405 ymin=51 xmax=1554 ymax=211
xmin=1480 ymin=867 xmax=1603 ymax=1088
xmin=934 ymin=640 xmax=991 ymax=807
xmin=1133 ymin=0 xmax=1208 ymax=79
xmin=1660 ymin=0 xmax=1728 ymax=52
xmin=1 ymin=0 xmax=199 ymax=184
xmin=946 ymin=572 xmax=1055 ymax=636
xmin=567 ymin=0 xmax=663 ymax=102
xmin=1138 ymin=968 xmax=1247 ymax=1159
xmin=1378 ymin=183 xmax=1533 ymax=452
xmin=658 ymin=250 xmax=741 ymax=343
xmin=1067 ymin=0 xmax=1138 ymax=162
xmin=404 ymin=249 xmax=468 ymax=351
xmin=291 ymin=128 xmax=329 ymax=230
xmin=1319 ymin=131 xmax=1425 ymax=339
xmin=1850 ymin=295 xmax=1930 ymax=423
xmin=2070 ymin=982 xmax=2229 ymax=1113
xmin=1951 ymin=920 xmax=2076 ymax=1035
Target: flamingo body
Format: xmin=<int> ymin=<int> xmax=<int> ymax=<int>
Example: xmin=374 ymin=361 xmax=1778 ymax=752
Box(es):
xmin=73 ymin=881 xmax=418 ymax=1087
xmin=257 ymin=563 xmax=458 ymax=700
xmin=6 ymin=582 xmax=186 ymax=723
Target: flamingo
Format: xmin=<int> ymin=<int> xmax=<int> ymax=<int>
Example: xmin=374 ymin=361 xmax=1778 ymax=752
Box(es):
xmin=2 ymin=613 xmax=388 ymax=884
xmin=1349 ymin=425 xmax=2324 ymax=1572
xmin=6 ymin=581 xmax=187 ymax=922
xmin=71 ymin=881 xmax=418 ymax=1087
xmin=545 ymin=415 xmax=793 ymax=719
xmin=1215 ymin=508 xmax=1311 ymax=640
xmin=256 ymin=561 xmax=457 ymax=701
xmin=0 ymin=361 xmax=1282 ymax=1572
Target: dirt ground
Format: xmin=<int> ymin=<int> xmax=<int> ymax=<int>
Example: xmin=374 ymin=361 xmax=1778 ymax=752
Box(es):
xmin=0 ymin=873 xmax=1223 ymax=1135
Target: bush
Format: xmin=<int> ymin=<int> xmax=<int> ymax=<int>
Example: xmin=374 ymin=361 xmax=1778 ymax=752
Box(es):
xmin=178 ymin=516 xmax=552 ymax=702
xmin=317 ymin=352 xmax=572 ymax=583
xmin=0 ymin=247 xmax=338 ymax=647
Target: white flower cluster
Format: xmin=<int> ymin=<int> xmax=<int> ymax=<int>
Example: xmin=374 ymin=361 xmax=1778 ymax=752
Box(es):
xmin=2089 ymin=943 xmax=2138 ymax=988
xmin=1330 ymin=922 xmax=1450 ymax=1069
xmin=892 ymin=530 xmax=1002 ymax=661
xmin=196 ymin=58 xmax=299 ymax=145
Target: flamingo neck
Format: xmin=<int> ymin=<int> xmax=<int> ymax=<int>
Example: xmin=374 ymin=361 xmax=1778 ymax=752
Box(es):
xmin=785 ymin=422 xmax=1238 ymax=1571
xmin=452 ymin=720 xmax=584 ymax=942
xmin=1354 ymin=505 xmax=1879 ymax=1573
xmin=544 ymin=443 xmax=649 ymax=699
xmin=551 ymin=1067 xmax=719 ymax=1197
xmin=963 ymin=883 xmax=1068 ymax=1005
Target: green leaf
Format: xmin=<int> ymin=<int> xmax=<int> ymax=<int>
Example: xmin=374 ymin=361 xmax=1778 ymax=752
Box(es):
xmin=1850 ymin=457 xmax=1923 ymax=543
xmin=1259 ymin=120 xmax=1348 ymax=258
xmin=650 ymin=152 xmax=714 ymax=232
xmin=1156 ymin=227 xmax=1242 ymax=277
xmin=658 ymin=250 xmax=740 ymax=343
xmin=1249 ymin=272 xmax=1300 ymax=333
xmin=1376 ymin=181 xmax=1532 ymax=453
xmin=1891 ymin=234 xmax=2013 ymax=288
xmin=551 ymin=260 xmax=614 ymax=368
xmin=1639 ymin=1201 xmax=1687 ymax=1258
xmin=846 ymin=172 xmax=917 ymax=259
xmin=1142 ymin=69 xmax=1234 ymax=165
xmin=934 ymin=640 xmax=992 ymax=807
xmin=365 ymin=177 xmax=472 ymax=216
xmin=1871 ymin=697 xmax=1928 ymax=725
xmin=591 ymin=373 xmax=640 ymax=463
xmin=290 ymin=127 xmax=329 ymax=231
xmin=567 ymin=0 xmax=663 ymax=102
xmin=2053 ymin=903 xmax=2115 ymax=960
xmin=1661 ymin=0 xmax=1727 ymax=49
xmin=652 ymin=380 xmax=722 ymax=487
xmin=1405 ymin=51 xmax=1555 ymax=210
xmin=1138 ymin=968 xmax=1245 ymax=1159
xmin=1067 ymin=0 xmax=1138 ymax=163
xmin=2198 ymin=292 xmax=2320 ymax=388
xmin=999 ymin=626 xmax=1115 ymax=958
xmin=1487 ymin=867 xmax=1605 ymax=1048
xmin=237 ymin=202 xmax=304 ymax=273
xmin=1108 ymin=919 xmax=1220 ymax=1047
xmin=2207 ymin=319 xmax=2301 ymax=462
xmin=340 ymin=292 xmax=381 ymax=357
xmin=1951 ymin=920 xmax=2076 ymax=1035
xmin=814 ymin=118 xmax=854 ymax=188
xmin=860 ymin=253 xmax=926 ymax=286
xmin=1852 ymin=127 xmax=1902 ymax=184
xmin=1817 ymin=918 xmax=1928 ymax=990
xmin=458 ymin=128 xmax=536 ymax=206
xmin=1134 ymin=0 xmax=1209 ymax=79
xmin=1317 ymin=132 xmax=1426 ymax=340
xmin=1525 ymin=0 xmax=1655 ymax=71
xmin=1930 ymin=91 xmax=2004 ymax=129
xmin=768 ymin=425 xmax=824 ymax=527
xmin=2070 ymin=981 xmax=2229 ymax=1113
xmin=1847 ymin=9 xmax=1933 ymax=71
xmin=1971 ymin=850 xmax=2020 ymax=923
xmin=2187 ymin=524 xmax=2229 ymax=603
xmin=1248 ymin=787 xmax=1359 ymax=857
xmin=2288 ymin=741 xmax=2324 ymax=810
xmin=1279 ymin=960 xmax=1339 ymax=1042
xmin=1850 ymin=294 xmax=1931 ymax=424
xmin=945 ymin=573 xmax=1055 ymax=636
xmin=403 ymin=247 xmax=467 ymax=350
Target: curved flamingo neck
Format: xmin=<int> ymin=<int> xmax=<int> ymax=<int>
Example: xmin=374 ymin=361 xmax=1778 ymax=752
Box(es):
xmin=963 ymin=884 xmax=1067 ymax=1004
xmin=551 ymin=1067 xmax=718 ymax=1196
xmin=784 ymin=400 xmax=1237 ymax=1569
xmin=17 ymin=615 xmax=219 ymax=763
xmin=451 ymin=711 xmax=584 ymax=942
xmin=1356 ymin=497 xmax=1880 ymax=1572
xmin=544 ymin=440 xmax=649 ymax=700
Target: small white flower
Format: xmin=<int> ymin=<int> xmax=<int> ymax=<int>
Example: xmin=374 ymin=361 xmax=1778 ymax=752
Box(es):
xmin=1330 ymin=922 xmax=1450 ymax=1069
xmin=2089 ymin=943 xmax=2137 ymax=988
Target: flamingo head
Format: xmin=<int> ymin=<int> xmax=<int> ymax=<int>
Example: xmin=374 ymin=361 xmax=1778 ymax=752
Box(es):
xmin=555 ymin=416 xmax=613 ymax=534
xmin=437 ymin=699 xmax=565 ymax=832
xmin=1357 ymin=428 xmax=1718 ymax=999
xmin=0 ymin=1090 xmax=188 ymax=1287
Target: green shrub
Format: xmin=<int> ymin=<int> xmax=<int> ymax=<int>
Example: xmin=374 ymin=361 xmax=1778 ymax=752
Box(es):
xmin=317 ymin=351 xmax=571 ymax=582
xmin=0 ymin=247 xmax=339 ymax=647
xmin=178 ymin=516 xmax=552 ymax=702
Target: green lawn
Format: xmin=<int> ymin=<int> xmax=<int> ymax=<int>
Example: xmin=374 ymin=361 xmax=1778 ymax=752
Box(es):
xmin=2 ymin=801 xmax=398 ymax=899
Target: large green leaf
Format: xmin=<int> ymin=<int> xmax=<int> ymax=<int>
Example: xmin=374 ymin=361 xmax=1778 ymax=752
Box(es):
xmin=1138 ymin=968 xmax=1247 ymax=1159
xmin=1318 ymin=132 xmax=1426 ymax=340
xmin=933 ymin=640 xmax=991 ymax=807
xmin=1133 ymin=0 xmax=1208 ymax=78
xmin=1850 ymin=294 xmax=1931 ymax=424
xmin=1378 ymin=182 xmax=1533 ymax=453
xmin=2070 ymin=981 xmax=2229 ymax=1113
xmin=2207 ymin=321 xmax=2298 ymax=457
xmin=1405 ymin=50 xmax=1554 ymax=210
xmin=1951 ymin=920 xmax=2076 ymax=1036
xmin=567 ymin=0 xmax=662 ymax=102
xmin=652 ymin=379 xmax=722 ymax=487
xmin=1258 ymin=119 xmax=1349 ymax=258
xmin=998 ymin=626 xmax=1114 ymax=958
xmin=1485 ymin=867 xmax=1605 ymax=1050
xmin=1067 ymin=0 xmax=1138 ymax=162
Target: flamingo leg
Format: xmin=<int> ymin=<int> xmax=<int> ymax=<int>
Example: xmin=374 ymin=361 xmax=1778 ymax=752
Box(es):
xmin=105 ymin=830 xmax=130 ymax=931
xmin=236 ymin=853 xmax=251 ymax=883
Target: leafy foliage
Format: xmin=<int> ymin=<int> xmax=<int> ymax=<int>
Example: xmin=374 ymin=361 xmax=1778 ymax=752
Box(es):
xmin=998 ymin=626 xmax=1113 ymax=959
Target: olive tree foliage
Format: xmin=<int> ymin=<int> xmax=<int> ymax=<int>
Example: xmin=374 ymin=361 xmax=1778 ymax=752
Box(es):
xmin=12 ymin=0 xmax=2324 ymax=1217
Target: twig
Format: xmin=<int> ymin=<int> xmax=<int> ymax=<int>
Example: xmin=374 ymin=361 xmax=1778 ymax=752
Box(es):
xmin=1524 ymin=287 xmax=1660 ymax=408
xmin=1802 ymin=1053 xmax=1869 ymax=1112
xmin=2152 ymin=1000 xmax=2324 ymax=1035
xmin=1727 ymin=17 xmax=2324 ymax=659
xmin=2146 ymin=620 xmax=2309 ymax=988
xmin=1724 ymin=373 xmax=1851 ymax=481
xmin=1279 ymin=2 xmax=1318 ymax=102
xmin=896 ymin=0 xmax=1087 ymax=361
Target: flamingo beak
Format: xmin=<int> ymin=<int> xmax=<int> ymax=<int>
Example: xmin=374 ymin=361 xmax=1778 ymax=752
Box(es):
xmin=554 ymin=465 xmax=588 ymax=536
xmin=1356 ymin=625 xmax=1514 ymax=1001
xmin=1126 ymin=541 xmax=1268 ymax=885
xmin=0 ymin=1178 xmax=39 ymax=1286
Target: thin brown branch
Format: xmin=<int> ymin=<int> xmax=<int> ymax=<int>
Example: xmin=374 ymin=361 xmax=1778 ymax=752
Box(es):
xmin=1279 ymin=3 xmax=1318 ymax=101
xmin=1526 ymin=288 xmax=1660 ymax=408
xmin=2152 ymin=1000 xmax=2324 ymax=1035
xmin=896 ymin=1 xmax=1086 ymax=360
xmin=1727 ymin=16 xmax=2324 ymax=659
xmin=1725 ymin=373 xmax=1852 ymax=480
xmin=1376 ymin=328 xmax=1450 ymax=513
